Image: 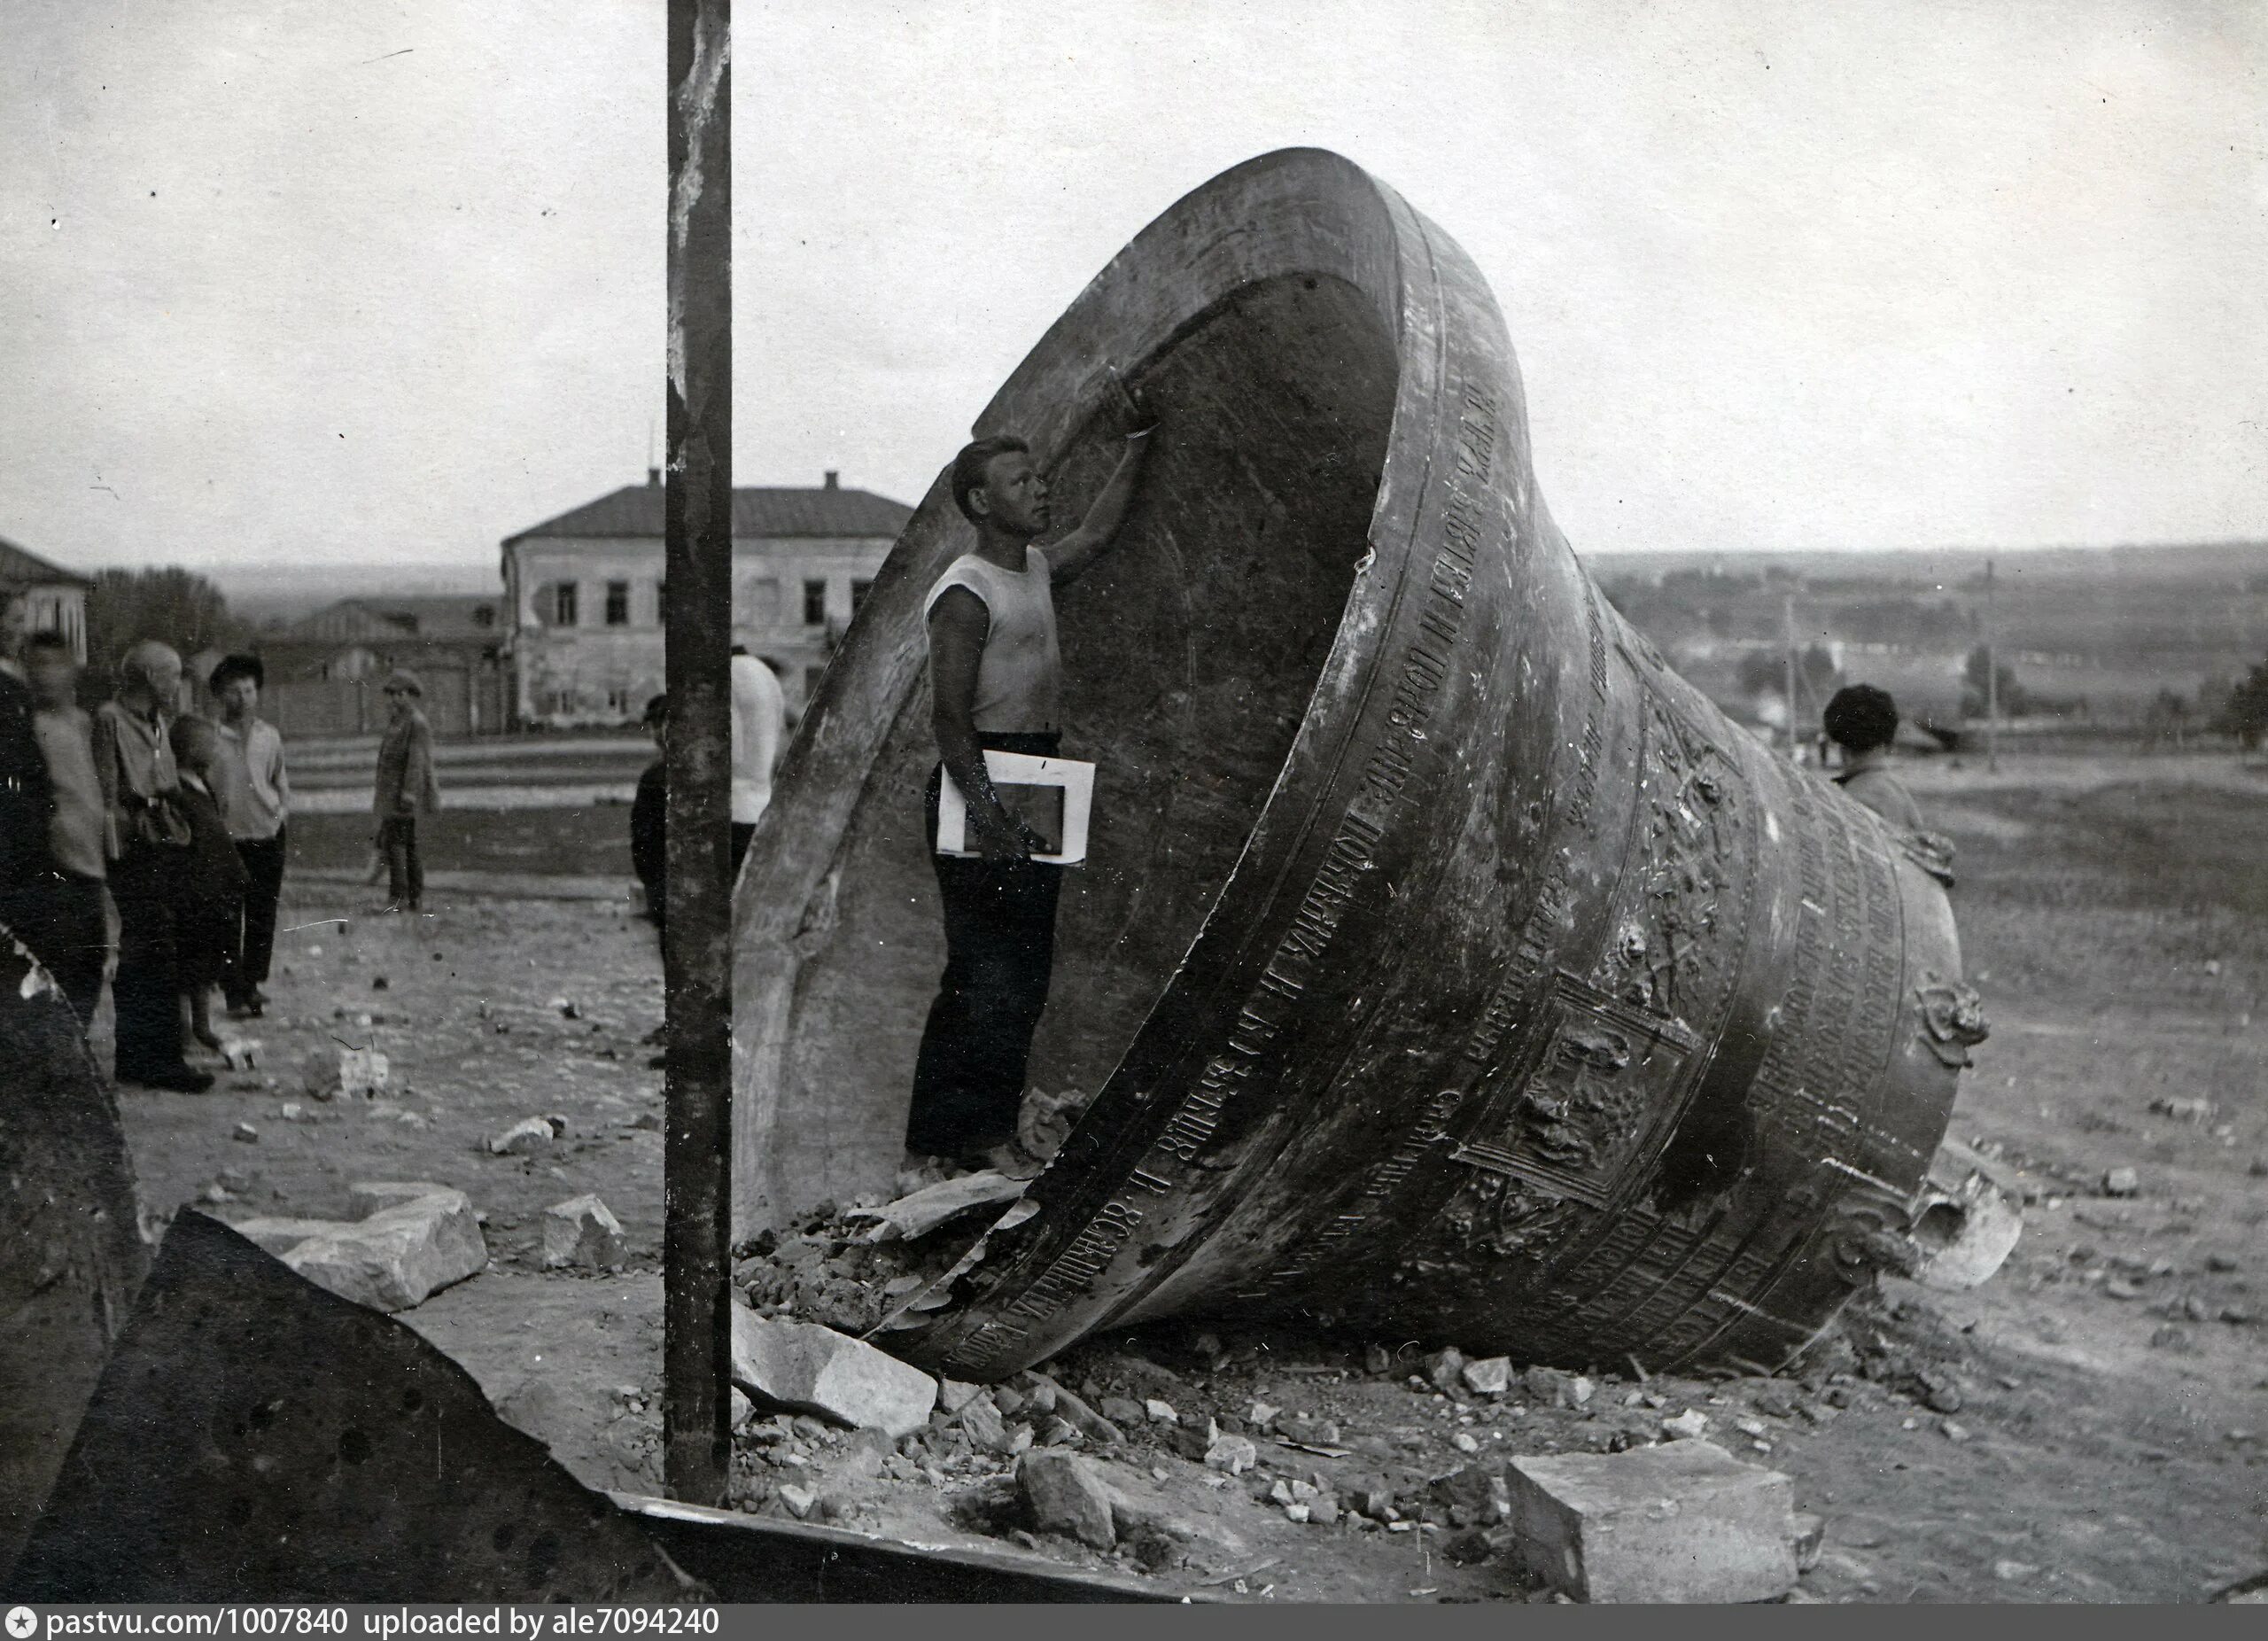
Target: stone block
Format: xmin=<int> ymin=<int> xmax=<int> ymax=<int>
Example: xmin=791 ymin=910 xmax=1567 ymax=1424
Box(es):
xmin=488 ymin=1116 xmax=555 ymax=1156
xmin=281 ymin=1188 xmax=487 ymax=1312
xmin=728 ymin=1310 xmax=936 ymax=1438
xmin=1462 ymin=1356 xmax=1512 ymax=1396
xmin=226 ymin=1216 xmax=351 ymax=1258
xmin=349 ymin=1180 xmax=456 ymax=1217
xmin=1020 ymin=1450 xmax=1117 ymax=1550
xmin=542 ymin=1194 xmax=627 ymax=1269
xmin=1507 ymin=1439 xmax=1798 ymax=1603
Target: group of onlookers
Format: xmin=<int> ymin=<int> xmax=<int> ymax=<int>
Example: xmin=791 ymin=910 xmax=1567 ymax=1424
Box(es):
xmin=0 ymin=586 xmax=291 ymax=1093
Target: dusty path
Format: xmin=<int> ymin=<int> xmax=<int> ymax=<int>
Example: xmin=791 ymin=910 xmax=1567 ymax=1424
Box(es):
xmin=106 ymin=755 xmax=2267 ymax=1602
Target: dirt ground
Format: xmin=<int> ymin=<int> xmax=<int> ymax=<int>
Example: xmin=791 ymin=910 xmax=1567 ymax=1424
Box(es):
xmin=110 ymin=751 xmax=2268 ymax=1603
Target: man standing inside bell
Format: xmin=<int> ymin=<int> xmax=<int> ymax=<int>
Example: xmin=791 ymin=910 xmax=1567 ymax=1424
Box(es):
xmin=906 ymin=420 xmax=1154 ymax=1170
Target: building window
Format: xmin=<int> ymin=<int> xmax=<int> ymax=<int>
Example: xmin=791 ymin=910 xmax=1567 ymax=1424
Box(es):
xmin=552 ymin=583 xmax=579 ymax=626
xmin=802 ymin=579 xmax=827 ymax=626
xmin=605 ymin=580 xmax=630 ymax=626
xmin=738 ymin=575 xmax=780 ymax=626
xmin=471 ymin=605 xmax=494 ymax=628
xmin=850 ymin=578 xmax=874 ymax=615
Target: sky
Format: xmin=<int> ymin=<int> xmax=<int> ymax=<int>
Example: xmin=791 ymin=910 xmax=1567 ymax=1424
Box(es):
xmin=3 ymin=0 xmax=2264 ymax=577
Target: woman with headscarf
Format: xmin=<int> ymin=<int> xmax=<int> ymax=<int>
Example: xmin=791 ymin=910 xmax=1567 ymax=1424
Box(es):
xmin=90 ymin=640 xmax=212 ymax=1092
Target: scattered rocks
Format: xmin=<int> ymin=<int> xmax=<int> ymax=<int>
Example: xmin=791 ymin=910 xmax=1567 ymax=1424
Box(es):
xmin=1661 ymin=1409 xmax=1711 ymax=1440
xmin=274 ymin=1186 xmax=488 ymax=1312
xmin=1020 ymin=1450 xmax=1118 ymax=1551
xmin=231 ymin=1122 xmax=259 ymax=1144
xmin=488 ymin=1115 xmax=562 ymax=1155
xmin=1461 ymin=1356 xmax=1512 ymax=1396
xmin=2101 ymin=1167 xmax=2140 ymax=1198
xmin=1144 ymin=1398 xmax=1177 ymax=1424
xmin=777 ymin=1483 xmax=817 ymax=1520
xmin=1425 ymin=1347 xmax=1464 ymax=1392
xmin=1204 ymin=1433 xmax=1258 ymax=1475
xmin=1100 ymin=1396 xmax=1146 ymax=1428
xmin=728 ymin=1310 xmax=937 ymax=1437
xmin=541 ymin=1194 xmax=627 ymax=1269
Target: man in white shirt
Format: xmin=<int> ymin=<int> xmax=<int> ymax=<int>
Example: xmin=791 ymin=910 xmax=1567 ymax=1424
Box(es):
xmin=729 ymin=647 xmax=785 ymax=875
xmin=208 ymin=654 xmax=290 ymax=1015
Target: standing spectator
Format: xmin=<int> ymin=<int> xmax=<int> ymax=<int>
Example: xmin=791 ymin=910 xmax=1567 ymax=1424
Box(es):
xmin=372 ymin=668 xmax=440 ymax=913
xmin=208 ymin=654 xmax=289 ymax=1015
xmin=11 ymin=633 xmax=112 ymax=1029
xmin=0 ymin=589 xmax=79 ymax=1015
xmin=729 ymin=648 xmax=784 ymax=875
xmin=630 ymin=693 xmax=669 ymax=937
xmin=1822 ymin=683 xmax=1925 ymax=829
xmin=92 ymin=641 xmax=209 ymax=1092
xmin=167 ymin=715 xmax=247 ymax=1055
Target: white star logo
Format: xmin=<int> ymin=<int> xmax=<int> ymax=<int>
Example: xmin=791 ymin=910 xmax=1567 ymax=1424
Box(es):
xmin=6 ymin=1606 xmax=38 ymax=1639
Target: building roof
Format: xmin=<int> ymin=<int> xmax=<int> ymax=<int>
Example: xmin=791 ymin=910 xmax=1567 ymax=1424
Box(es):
xmin=283 ymin=595 xmax=501 ymax=643
xmin=0 ymin=534 xmax=91 ymax=587
xmin=503 ymin=478 xmax=913 ymax=546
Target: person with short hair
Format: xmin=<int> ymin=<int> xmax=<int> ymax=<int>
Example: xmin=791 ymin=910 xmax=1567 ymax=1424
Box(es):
xmin=207 ymin=653 xmax=289 ymax=1015
xmin=167 ymin=713 xmax=248 ymax=1058
xmin=1822 ymin=683 xmax=1925 ymax=830
xmin=631 ymin=692 xmax=669 ymax=935
xmin=92 ymin=640 xmax=210 ymax=1091
xmin=372 ymin=668 xmax=441 ymax=913
xmin=10 ymin=632 xmax=113 ymax=1030
xmin=906 ymin=414 xmax=1154 ymax=1170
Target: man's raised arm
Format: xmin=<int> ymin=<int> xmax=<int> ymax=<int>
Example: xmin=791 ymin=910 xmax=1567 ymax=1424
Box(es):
xmin=1045 ymin=426 xmax=1154 ymax=586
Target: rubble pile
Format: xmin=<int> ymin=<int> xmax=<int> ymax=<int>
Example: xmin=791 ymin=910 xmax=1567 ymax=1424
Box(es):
xmin=730 ymin=1165 xmax=1029 ymax=1335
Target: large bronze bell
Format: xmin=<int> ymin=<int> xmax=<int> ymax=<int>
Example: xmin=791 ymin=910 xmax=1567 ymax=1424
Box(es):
xmin=732 ymin=148 xmax=1986 ymax=1378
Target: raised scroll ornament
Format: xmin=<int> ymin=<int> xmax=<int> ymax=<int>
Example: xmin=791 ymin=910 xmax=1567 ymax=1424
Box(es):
xmin=1915 ymin=971 xmax=1990 ymax=1068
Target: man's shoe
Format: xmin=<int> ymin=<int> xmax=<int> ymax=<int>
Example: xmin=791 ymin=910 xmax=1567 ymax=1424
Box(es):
xmin=123 ymin=1062 xmax=214 ymax=1094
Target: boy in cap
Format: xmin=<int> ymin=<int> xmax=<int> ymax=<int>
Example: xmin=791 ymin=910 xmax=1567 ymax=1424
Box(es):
xmin=1822 ymin=683 xmax=1925 ymax=830
xmin=372 ymin=668 xmax=441 ymax=913
xmin=207 ymin=653 xmax=289 ymax=1014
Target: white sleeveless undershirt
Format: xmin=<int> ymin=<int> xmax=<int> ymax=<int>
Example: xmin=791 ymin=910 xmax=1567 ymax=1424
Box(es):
xmin=923 ymin=548 xmax=1063 ymax=734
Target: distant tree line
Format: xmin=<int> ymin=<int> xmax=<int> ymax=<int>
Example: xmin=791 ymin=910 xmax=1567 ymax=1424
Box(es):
xmin=81 ymin=567 xmax=245 ymax=697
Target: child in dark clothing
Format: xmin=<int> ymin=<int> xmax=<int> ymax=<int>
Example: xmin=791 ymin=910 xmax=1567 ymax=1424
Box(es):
xmin=169 ymin=715 xmax=249 ymax=1054
xmin=630 ymin=694 xmax=668 ymax=937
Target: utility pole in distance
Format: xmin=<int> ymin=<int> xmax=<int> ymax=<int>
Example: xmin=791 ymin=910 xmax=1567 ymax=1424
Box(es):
xmin=1783 ymin=592 xmax=1800 ymax=761
xmin=662 ymin=0 xmax=732 ymax=1507
xmin=1984 ymin=557 xmax=1999 ymax=774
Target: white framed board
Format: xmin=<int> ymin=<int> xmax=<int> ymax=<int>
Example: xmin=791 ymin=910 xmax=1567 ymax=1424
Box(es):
xmin=936 ymin=751 xmax=1096 ymax=865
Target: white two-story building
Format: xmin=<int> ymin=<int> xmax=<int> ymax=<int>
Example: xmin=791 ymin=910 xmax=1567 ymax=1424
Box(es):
xmin=501 ymin=470 xmax=911 ymax=727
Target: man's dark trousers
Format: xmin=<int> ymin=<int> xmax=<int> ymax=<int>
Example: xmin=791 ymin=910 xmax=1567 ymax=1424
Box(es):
xmin=377 ymin=816 xmax=422 ymax=909
xmin=229 ymin=828 xmax=285 ymax=1002
xmin=907 ymin=732 xmax=1061 ymax=1160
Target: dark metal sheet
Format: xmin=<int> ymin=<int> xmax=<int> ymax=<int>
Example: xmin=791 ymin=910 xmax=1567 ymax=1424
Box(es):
xmin=10 ymin=1212 xmax=702 ymax=1602
xmin=0 ymin=927 xmax=148 ymax=1579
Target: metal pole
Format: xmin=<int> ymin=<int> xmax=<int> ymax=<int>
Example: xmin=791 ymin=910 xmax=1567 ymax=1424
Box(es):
xmin=663 ymin=0 xmax=732 ymax=1507
xmin=1783 ymin=593 xmax=1799 ymax=761
xmin=1984 ymin=557 xmax=1999 ymax=773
